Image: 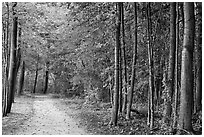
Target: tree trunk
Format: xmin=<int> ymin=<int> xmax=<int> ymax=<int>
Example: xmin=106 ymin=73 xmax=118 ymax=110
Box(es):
xmin=17 ymin=61 xmax=25 ymax=96
xmin=158 ymin=56 xmax=165 ymax=107
xmin=33 ymin=57 xmax=39 ymax=94
xmin=110 ymin=2 xmax=121 ymax=126
xmin=164 ymin=2 xmax=176 ymax=125
xmin=178 ymin=2 xmax=195 ymax=132
xmin=146 ymin=2 xmax=155 ymax=129
xmin=119 ymin=33 xmax=123 ymax=113
xmin=195 ymin=2 xmax=202 ymax=113
xmin=173 ymin=2 xmax=179 ymax=129
xmin=12 ymin=37 xmax=21 ymax=102
xmin=17 ymin=24 xmax=23 ymax=96
xmin=2 ymin=28 xmax=7 ymax=116
xmin=126 ymin=2 xmax=137 ymax=120
xmin=121 ymin=2 xmax=128 ymax=116
xmin=109 ymin=75 xmax=114 ymax=106
xmin=43 ymin=62 xmax=49 ymax=94
xmin=2 ymin=2 xmax=10 ymax=117
xmin=6 ymin=2 xmax=18 ymax=114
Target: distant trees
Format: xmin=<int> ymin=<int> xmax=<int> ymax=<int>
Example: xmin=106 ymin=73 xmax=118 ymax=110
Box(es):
xmin=43 ymin=61 xmax=49 ymax=94
xmin=33 ymin=55 xmax=39 ymax=94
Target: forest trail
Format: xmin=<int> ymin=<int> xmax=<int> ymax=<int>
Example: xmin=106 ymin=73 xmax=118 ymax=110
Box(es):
xmin=15 ymin=95 xmax=87 ymax=135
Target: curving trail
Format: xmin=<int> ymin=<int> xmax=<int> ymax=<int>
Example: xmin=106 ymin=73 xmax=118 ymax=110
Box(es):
xmin=16 ymin=95 xmax=87 ymax=135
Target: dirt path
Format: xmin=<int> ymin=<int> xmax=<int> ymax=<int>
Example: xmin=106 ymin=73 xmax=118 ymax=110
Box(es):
xmin=15 ymin=95 xmax=87 ymax=135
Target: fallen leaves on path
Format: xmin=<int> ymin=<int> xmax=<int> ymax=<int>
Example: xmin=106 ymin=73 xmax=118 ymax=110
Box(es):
xmin=2 ymin=94 xmax=87 ymax=135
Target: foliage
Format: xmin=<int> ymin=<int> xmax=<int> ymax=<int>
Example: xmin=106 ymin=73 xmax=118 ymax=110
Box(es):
xmin=2 ymin=2 xmax=202 ymax=134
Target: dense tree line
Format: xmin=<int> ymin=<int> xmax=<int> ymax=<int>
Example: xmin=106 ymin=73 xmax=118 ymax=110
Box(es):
xmin=2 ymin=2 xmax=202 ymax=134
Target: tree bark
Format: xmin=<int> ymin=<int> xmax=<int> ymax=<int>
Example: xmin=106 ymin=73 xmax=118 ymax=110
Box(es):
xmin=2 ymin=2 xmax=10 ymax=117
xmin=119 ymin=33 xmax=123 ymax=113
xmin=109 ymin=75 xmax=114 ymax=106
xmin=33 ymin=56 xmax=39 ymax=94
xmin=12 ymin=27 xmax=21 ymax=102
xmin=2 ymin=25 xmax=7 ymax=116
xmin=17 ymin=61 xmax=25 ymax=96
xmin=6 ymin=2 xmax=18 ymax=114
xmin=43 ymin=62 xmax=49 ymax=94
xmin=173 ymin=2 xmax=179 ymax=129
xmin=178 ymin=2 xmax=195 ymax=132
xmin=126 ymin=2 xmax=137 ymax=120
xmin=164 ymin=2 xmax=176 ymax=125
xmin=146 ymin=2 xmax=154 ymax=129
xmin=195 ymin=2 xmax=202 ymax=113
xmin=121 ymin=2 xmax=128 ymax=116
xmin=110 ymin=2 xmax=121 ymax=126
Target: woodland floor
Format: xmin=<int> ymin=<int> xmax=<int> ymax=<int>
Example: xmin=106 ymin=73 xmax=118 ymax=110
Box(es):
xmin=2 ymin=94 xmax=202 ymax=135
xmin=2 ymin=94 xmax=87 ymax=135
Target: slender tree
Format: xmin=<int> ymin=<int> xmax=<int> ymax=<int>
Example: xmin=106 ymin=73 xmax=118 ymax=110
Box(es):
xmin=118 ymin=26 xmax=123 ymax=112
xmin=121 ymin=2 xmax=128 ymax=116
xmin=195 ymin=2 xmax=202 ymax=113
xmin=126 ymin=2 xmax=137 ymax=120
xmin=146 ymin=2 xmax=154 ymax=129
xmin=17 ymin=61 xmax=25 ymax=96
xmin=173 ymin=2 xmax=179 ymax=129
xmin=33 ymin=55 xmax=39 ymax=94
xmin=178 ymin=2 xmax=195 ymax=132
xmin=2 ymin=2 xmax=10 ymax=116
xmin=43 ymin=61 xmax=49 ymax=94
xmin=6 ymin=2 xmax=18 ymax=113
xmin=11 ymin=23 xmax=22 ymax=102
xmin=109 ymin=75 xmax=114 ymax=106
xmin=110 ymin=2 xmax=122 ymax=126
xmin=164 ymin=2 xmax=176 ymax=125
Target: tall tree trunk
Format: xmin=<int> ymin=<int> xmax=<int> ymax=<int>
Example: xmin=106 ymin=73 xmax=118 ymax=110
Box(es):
xmin=178 ymin=2 xmax=195 ymax=132
xmin=173 ymin=2 xmax=179 ymax=129
xmin=6 ymin=4 xmax=10 ymax=79
xmin=119 ymin=35 xmax=123 ymax=113
xmin=43 ymin=62 xmax=49 ymax=94
xmin=146 ymin=2 xmax=155 ymax=129
xmin=2 ymin=50 xmax=9 ymax=116
xmin=126 ymin=2 xmax=137 ymax=120
xmin=195 ymin=2 xmax=202 ymax=113
xmin=17 ymin=61 xmax=25 ymax=96
xmin=110 ymin=2 xmax=121 ymax=126
xmin=164 ymin=2 xmax=176 ymax=125
xmin=33 ymin=56 xmax=39 ymax=94
xmin=2 ymin=24 xmax=7 ymax=116
xmin=2 ymin=2 xmax=10 ymax=117
xmin=2 ymin=65 xmax=9 ymax=116
xmin=121 ymin=2 xmax=128 ymax=116
xmin=17 ymin=24 xmax=24 ymax=96
xmin=6 ymin=2 xmax=18 ymax=114
xmin=12 ymin=27 xmax=21 ymax=102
